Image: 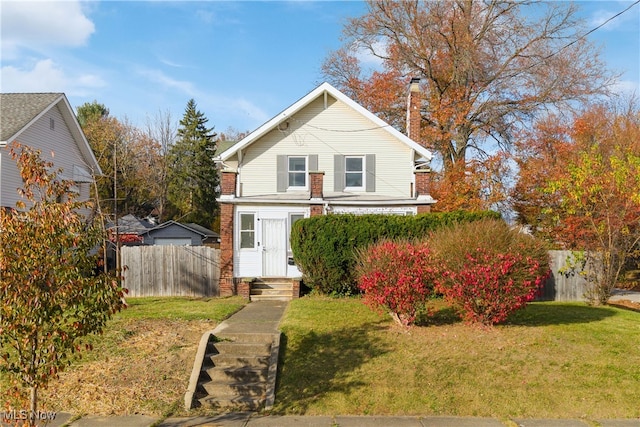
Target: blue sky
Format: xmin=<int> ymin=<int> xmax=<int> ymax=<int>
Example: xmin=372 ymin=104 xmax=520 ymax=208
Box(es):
xmin=1 ymin=1 xmax=639 ymax=135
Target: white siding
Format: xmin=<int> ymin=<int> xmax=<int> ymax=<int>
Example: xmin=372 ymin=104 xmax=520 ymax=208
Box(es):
xmin=239 ymin=96 xmax=415 ymax=198
xmin=234 ymin=205 xmax=307 ymax=278
xmin=1 ymin=105 xmax=93 ymax=216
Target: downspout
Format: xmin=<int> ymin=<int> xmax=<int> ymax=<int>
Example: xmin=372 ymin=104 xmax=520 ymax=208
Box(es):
xmin=237 ymin=149 xmax=243 ymax=197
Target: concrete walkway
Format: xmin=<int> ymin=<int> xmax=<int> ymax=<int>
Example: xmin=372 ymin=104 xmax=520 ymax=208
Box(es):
xmin=609 ymin=288 xmax=640 ymax=305
xmin=22 ymin=297 xmax=640 ymax=427
xmin=31 ymin=412 xmax=640 ymax=427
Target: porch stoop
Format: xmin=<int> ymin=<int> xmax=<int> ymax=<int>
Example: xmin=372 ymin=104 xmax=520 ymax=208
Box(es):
xmin=250 ymin=278 xmax=296 ymax=301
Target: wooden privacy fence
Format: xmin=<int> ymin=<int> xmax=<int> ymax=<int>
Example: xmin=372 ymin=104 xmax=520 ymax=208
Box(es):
xmin=121 ymin=246 xmax=220 ymax=297
xmin=538 ymin=250 xmax=591 ymax=302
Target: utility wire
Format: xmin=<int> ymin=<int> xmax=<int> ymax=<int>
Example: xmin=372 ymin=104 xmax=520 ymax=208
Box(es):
xmin=544 ymin=0 xmax=640 ymax=61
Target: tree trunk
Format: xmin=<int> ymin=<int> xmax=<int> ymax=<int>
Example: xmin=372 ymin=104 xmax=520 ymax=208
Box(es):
xmin=29 ymin=385 xmax=38 ymax=426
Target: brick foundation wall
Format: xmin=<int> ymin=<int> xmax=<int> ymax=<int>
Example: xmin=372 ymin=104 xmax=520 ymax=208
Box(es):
xmin=237 ymin=280 xmax=250 ymax=299
xmin=292 ymin=279 xmax=301 ymax=299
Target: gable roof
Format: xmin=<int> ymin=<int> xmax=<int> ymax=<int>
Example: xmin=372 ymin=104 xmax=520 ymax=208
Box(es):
xmin=107 ymin=214 xmax=155 ymax=234
xmin=143 ymin=220 xmax=220 ymax=239
xmin=0 ymin=93 xmax=102 ymax=175
xmin=215 ymin=82 xmax=433 ymax=162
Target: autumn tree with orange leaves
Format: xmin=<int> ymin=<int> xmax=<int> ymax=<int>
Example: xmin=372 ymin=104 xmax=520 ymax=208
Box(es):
xmin=322 ymin=0 xmax=614 ymax=211
xmin=513 ymin=100 xmax=640 ymax=304
xmin=77 ymin=101 xmax=167 ymax=219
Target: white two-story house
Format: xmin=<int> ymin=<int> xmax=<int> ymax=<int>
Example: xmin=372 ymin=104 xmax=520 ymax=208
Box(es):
xmin=215 ymin=80 xmax=435 ymax=297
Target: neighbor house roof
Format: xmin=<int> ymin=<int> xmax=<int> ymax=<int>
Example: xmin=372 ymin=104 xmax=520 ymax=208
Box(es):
xmin=214 ymin=82 xmax=433 ymax=163
xmin=107 ymin=214 xmax=155 ymax=234
xmin=0 ymin=93 xmax=101 ymax=175
xmin=142 ymin=220 xmax=220 ymax=240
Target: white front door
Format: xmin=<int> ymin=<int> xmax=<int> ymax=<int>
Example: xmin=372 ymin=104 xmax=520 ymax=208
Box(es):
xmin=261 ymin=218 xmax=287 ymax=277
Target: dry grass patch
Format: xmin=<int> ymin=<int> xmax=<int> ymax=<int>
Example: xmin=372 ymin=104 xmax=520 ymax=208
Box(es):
xmin=42 ymin=318 xmax=206 ymax=415
xmin=2 ymin=296 xmax=246 ymax=417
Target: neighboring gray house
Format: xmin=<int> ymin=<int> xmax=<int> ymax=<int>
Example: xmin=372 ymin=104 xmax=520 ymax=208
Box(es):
xmin=107 ymin=214 xmax=155 ymax=244
xmin=0 ymin=93 xmax=101 ymax=216
xmin=141 ymin=220 xmax=220 ymax=246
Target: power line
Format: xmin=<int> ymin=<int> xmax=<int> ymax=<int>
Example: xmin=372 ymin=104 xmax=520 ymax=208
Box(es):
xmin=544 ymin=0 xmax=640 ymax=61
xmin=287 ymin=115 xmax=393 ymax=133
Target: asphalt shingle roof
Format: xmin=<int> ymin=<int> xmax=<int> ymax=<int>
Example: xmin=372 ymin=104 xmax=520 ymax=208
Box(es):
xmin=1 ymin=93 xmax=63 ymax=142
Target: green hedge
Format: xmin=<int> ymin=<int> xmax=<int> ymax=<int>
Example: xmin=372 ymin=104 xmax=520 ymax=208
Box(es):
xmin=290 ymin=210 xmax=501 ymax=295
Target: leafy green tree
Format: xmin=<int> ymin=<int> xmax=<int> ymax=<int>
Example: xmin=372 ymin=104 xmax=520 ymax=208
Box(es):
xmin=167 ymin=99 xmax=219 ymax=228
xmin=0 ymin=143 xmax=125 ymax=420
xmin=76 ymin=100 xmax=109 ymax=127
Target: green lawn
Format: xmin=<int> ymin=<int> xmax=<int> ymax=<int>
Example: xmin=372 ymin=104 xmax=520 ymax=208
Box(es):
xmin=274 ymin=296 xmax=640 ymax=420
xmin=3 ymin=295 xmax=639 ymax=420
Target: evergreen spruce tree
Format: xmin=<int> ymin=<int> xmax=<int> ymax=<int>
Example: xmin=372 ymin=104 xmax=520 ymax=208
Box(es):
xmin=167 ymin=99 xmax=219 ymax=228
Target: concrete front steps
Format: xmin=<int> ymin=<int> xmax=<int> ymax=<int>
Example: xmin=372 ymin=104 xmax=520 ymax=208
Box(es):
xmin=190 ymin=331 xmax=279 ymax=411
xmin=249 ymin=278 xmax=296 ymax=301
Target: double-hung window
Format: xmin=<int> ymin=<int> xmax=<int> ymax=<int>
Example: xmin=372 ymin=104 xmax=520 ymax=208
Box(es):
xmin=334 ymin=154 xmax=375 ymax=193
xmin=288 ymin=156 xmax=307 ymax=189
xmin=277 ymin=155 xmax=318 ymax=192
xmin=345 ymin=156 xmax=365 ymax=191
xmin=239 ymin=213 xmax=255 ymax=249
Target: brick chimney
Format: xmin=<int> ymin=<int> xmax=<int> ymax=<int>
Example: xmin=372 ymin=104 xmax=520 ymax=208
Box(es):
xmin=220 ymin=169 xmax=237 ymax=198
xmin=406 ymin=77 xmax=422 ymax=144
xmin=309 ymin=171 xmax=324 ymax=200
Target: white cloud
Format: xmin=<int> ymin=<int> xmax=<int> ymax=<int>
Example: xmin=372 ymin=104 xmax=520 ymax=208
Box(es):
xmin=232 ymin=98 xmax=270 ymax=125
xmin=1 ymin=0 xmax=94 ymax=57
xmin=351 ymin=39 xmax=387 ymax=69
xmin=136 ymin=67 xmax=198 ymax=97
xmin=612 ymin=79 xmax=640 ymax=97
xmin=0 ymin=59 xmax=105 ymax=96
xmin=587 ymin=1 xmax=638 ymax=31
xmin=158 ymin=57 xmax=185 ymax=68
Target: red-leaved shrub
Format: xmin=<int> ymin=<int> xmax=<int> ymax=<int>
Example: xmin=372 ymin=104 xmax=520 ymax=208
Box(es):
xmin=430 ymin=219 xmax=550 ymax=325
xmin=436 ymin=248 xmax=548 ymax=324
xmin=356 ymin=240 xmax=438 ymax=326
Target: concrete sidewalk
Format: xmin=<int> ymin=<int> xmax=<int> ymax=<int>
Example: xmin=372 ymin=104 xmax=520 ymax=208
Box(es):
xmin=30 ymin=412 xmax=640 ymax=427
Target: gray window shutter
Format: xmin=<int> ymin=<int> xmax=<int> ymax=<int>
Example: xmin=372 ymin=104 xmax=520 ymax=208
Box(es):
xmin=309 ymin=154 xmax=318 ymax=171
xmin=366 ymin=154 xmax=376 ymax=192
xmin=277 ymin=155 xmax=287 ymax=192
xmin=334 ymin=154 xmax=345 ymax=191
